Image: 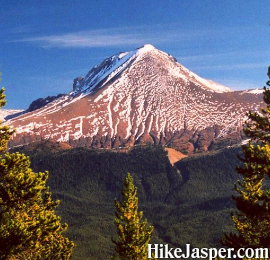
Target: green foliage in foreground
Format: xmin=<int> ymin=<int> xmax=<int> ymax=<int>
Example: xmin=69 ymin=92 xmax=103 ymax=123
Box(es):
xmin=14 ymin=143 xmax=242 ymax=260
xmin=0 ymin=153 xmax=74 ymax=259
xmin=0 ymin=85 xmax=74 ymax=259
xmin=112 ymin=173 xmax=154 ymax=260
xmin=222 ymin=73 xmax=270 ymax=250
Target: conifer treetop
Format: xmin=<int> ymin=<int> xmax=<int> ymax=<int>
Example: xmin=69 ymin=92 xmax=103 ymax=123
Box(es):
xmin=112 ymin=173 xmax=154 ymax=260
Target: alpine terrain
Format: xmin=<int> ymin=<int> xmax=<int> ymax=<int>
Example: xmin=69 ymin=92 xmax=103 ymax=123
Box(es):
xmin=6 ymin=44 xmax=264 ymax=154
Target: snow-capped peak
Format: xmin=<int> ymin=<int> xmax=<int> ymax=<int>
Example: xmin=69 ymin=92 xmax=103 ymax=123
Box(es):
xmin=136 ymin=44 xmax=156 ymax=55
xmin=69 ymin=44 xmax=232 ymax=104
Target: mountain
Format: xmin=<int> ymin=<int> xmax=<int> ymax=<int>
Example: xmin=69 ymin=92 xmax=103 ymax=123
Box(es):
xmin=6 ymin=44 xmax=264 ymax=153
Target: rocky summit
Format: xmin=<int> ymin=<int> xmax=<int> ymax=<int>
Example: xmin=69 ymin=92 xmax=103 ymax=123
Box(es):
xmin=6 ymin=44 xmax=264 ymax=154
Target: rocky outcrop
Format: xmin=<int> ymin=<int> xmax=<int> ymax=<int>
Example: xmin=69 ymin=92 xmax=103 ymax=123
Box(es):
xmin=27 ymin=94 xmax=66 ymax=112
xmin=73 ymin=77 xmax=84 ymax=91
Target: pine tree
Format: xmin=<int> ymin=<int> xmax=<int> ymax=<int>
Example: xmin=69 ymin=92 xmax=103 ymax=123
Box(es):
xmin=221 ymin=67 xmax=270 ymax=250
xmin=112 ymin=173 xmax=154 ymax=260
xmin=0 ymin=87 xmax=15 ymax=152
xmin=0 ymin=84 xmax=74 ymax=259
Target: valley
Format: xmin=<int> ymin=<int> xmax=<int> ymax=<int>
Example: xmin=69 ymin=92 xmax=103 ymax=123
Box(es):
xmin=11 ymin=143 xmax=242 ymax=259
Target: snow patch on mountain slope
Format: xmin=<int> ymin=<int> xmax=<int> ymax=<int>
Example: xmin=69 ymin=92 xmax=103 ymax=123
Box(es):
xmin=71 ymin=46 xmax=155 ymax=98
xmin=0 ymin=109 xmax=24 ymax=121
xmin=75 ymin=53 xmax=135 ymax=94
xmin=181 ymin=68 xmax=232 ymax=93
xmin=240 ymin=88 xmax=264 ymax=95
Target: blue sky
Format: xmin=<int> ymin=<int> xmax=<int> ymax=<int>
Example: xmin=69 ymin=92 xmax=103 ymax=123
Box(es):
xmin=0 ymin=0 xmax=270 ymax=109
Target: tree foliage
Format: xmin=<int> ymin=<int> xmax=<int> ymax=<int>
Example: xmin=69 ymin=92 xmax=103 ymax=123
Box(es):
xmin=221 ymin=67 xmax=270 ymax=250
xmin=112 ymin=173 xmax=154 ymax=260
xmin=0 ymin=85 xmax=74 ymax=259
xmin=0 ymin=87 xmax=15 ymax=152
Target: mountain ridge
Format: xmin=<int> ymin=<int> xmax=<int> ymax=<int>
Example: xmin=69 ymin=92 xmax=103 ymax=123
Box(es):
xmin=6 ymin=44 xmax=264 ymax=153
xmin=71 ymin=44 xmax=232 ymax=97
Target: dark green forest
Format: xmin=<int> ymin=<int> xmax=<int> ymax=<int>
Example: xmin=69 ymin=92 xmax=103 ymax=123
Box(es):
xmin=12 ymin=144 xmax=242 ymax=260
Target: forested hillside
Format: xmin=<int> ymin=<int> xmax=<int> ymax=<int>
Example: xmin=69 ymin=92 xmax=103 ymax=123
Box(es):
xmin=12 ymin=143 xmax=242 ymax=259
